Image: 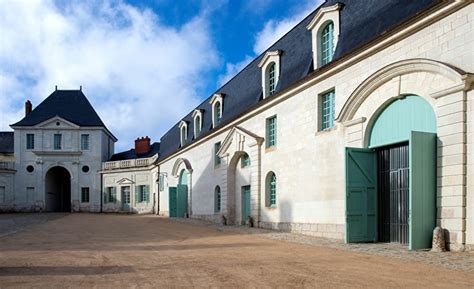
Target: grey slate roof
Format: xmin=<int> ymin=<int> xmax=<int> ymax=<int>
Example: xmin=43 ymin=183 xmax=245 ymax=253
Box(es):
xmin=156 ymin=0 xmax=440 ymax=161
xmin=12 ymin=90 xmax=109 ymax=129
xmin=109 ymin=142 xmax=161 ymax=161
xmin=0 ymin=132 xmax=14 ymax=154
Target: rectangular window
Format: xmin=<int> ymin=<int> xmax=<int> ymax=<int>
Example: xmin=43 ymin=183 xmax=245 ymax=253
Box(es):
xmin=104 ymin=187 xmax=116 ymax=203
xmin=137 ymin=185 xmax=149 ymax=203
xmin=81 ymin=134 xmax=89 ymax=150
xmin=266 ymin=116 xmax=277 ymax=148
xmin=26 ymin=134 xmax=34 ymax=150
xmin=54 ymin=134 xmax=62 ymax=150
xmin=321 ymin=90 xmax=335 ymax=130
xmin=214 ymin=142 xmax=221 ymax=166
xmin=159 ymin=174 xmax=164 ymax=191
xmin=81 ymin=187 xmax=90 ymax=203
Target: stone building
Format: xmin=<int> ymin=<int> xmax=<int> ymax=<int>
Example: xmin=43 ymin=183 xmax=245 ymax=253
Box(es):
xmin=0 ymin=0 xmax=473 ymax=251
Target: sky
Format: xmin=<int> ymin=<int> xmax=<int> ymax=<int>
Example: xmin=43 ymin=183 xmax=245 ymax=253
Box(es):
xmin=0 ymin=0 xmax=323 ymax=152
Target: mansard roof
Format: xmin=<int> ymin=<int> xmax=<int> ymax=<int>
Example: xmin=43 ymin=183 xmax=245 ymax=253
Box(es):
xmin=109 ymin=142 xmax=160 ymax=161
xmin=159 ymin=0 xmax=441 ymax=161
xmin=12 ymin=89 xmax=109 ymax=129
xmin=0 ymin=132 xmax=14 ymax=154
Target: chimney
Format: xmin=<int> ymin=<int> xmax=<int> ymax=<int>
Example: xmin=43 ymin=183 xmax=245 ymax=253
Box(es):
xmin=135 ymin=136 xmax=151 ymax=155
xmin=25 ymin=100 xmax=32 ymax=116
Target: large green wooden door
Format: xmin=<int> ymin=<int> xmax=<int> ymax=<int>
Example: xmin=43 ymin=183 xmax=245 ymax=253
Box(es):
xmin=346 ymin=148 xmax=377 ymax=243
xmin=242 ymin=186 xmax=251 ymax=225
xmin=177 ymin=185 xmax=188 ymax=218
xmin=169 ymin=187 xmax=177 ymax=217
xmin=409 ymin=131 xmax=437 ymax=250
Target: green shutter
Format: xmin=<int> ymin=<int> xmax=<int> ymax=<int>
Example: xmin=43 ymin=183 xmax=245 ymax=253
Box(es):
xmin=177 ymin=184 xmax=188 ymax=218
xmin=134 ymin=187 xmax=139 ymax=205
xmin=345 ymin=148 xmax=377 ymax=243
xmin=409 ymin=131 xmax=437 ymax=250
xmin=169 ymin=187 xmax=177 ymax=217
xmin=104 ymin=189 xmax=108 ymax=204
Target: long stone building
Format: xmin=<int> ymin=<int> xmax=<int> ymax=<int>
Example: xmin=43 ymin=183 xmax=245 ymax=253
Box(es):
xmin=0 ymin=0 xmax=473 ymax=251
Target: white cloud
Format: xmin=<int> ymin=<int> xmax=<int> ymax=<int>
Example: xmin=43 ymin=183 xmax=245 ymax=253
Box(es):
xmin=0 ymin=0 xmax=219 ymax=151
xmin=253 ymin=0 xmax=324 ymax=55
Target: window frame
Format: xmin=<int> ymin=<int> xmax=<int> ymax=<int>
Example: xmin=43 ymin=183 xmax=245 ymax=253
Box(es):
xmin=81 ymin=134 xmax=90 ymax=150
xmin=241 ymin=153 xmax=251 ymax=168
xmin=136 ymin=185 xmax=150 ymax=203
xmin=266 ymin=172 xmax=277 ymax=208
xmin=53 ymin=134 xmax=62 ymax=150
xmin=320 ymin=89 xmax=336 ymax=131
xmin=266 ymin=115 xmax=277 ymax=149
xmin=214 ymin=186 xmax=221 ymax=213
xmin=81 ymin=187 xmax=90 ymax=203
xmin=214 ymin=142 xmax=222 ymax=166
xmin=26 ymin=133 xmax=35 ymax=150
xmin=267 ymin=62 xmax=277 ymax=96
xmin=320 ymin=21 xmax=335 ymax=66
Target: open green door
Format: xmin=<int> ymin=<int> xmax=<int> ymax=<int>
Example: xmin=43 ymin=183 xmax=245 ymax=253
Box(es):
xmin=177 ymin=184 xmax=188 ymax=218
xmin=409 ymin=131 xmax=437 ymax=250
xmin=169 ymin=187 xmax=177 ymax=217
xmin=346 ymin=148 xmax=377 ymax=243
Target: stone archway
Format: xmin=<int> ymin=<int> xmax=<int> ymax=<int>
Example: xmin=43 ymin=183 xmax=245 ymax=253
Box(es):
xmin=45 ymin=166 xmax=71 ymax=212
xmin=170 ymin=158 xmax=193 ymax=216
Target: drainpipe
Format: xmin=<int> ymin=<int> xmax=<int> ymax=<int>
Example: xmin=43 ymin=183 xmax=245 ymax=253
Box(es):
xmin=100 ymin=171 xmax=103 ymax=213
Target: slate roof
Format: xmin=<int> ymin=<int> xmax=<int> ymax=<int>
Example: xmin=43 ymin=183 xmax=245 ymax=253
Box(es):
xmin=0 ymin=132 xmax=14 ymax=154
xmin=109 ymin=142 xmax=161 ymax=161
xmin=12 ymin=90 xmax=112 ymax=131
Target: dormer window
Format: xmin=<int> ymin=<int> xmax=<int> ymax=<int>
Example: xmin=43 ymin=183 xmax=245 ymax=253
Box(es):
xmin=192 ymin=109 xmax=203 ymax=138
xmin=179 ymin=121 xmax=188 ymax=147
xmin=307 ymin=3 xmax=341 ymax=69
xmin=258 ymin=50 xmax=282 ymax=98
xmin=209 ymin=93 xmax=224 ymax=128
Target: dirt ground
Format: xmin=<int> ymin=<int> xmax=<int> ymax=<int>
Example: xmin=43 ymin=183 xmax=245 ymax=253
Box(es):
xmin=0 ymin=214 xmax=472 ymax=289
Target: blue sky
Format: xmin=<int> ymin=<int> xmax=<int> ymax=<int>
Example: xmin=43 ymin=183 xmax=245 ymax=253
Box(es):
xmin=0 ymin=0 xmax=321 ymax=151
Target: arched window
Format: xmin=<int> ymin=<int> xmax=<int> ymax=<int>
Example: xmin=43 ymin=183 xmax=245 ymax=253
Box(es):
xmin=267 ymin=62 xmax=276 ymax=96
xmin=180 ymin=125 xmax=187 ymax=147
xmin=241 ymin=153 xmax=251 ymax=168
xmin=214 ymin=186 xmax=221 ymax=212
xmin=195 ymin=115 xmax=201 ymax=137
xmin=320 ymin=21 xmax=334 ymax=66
xmin=215 ymin=102 xmax=222 ymax=124
xmin=266 ymin=172 xmax=277 ymax=207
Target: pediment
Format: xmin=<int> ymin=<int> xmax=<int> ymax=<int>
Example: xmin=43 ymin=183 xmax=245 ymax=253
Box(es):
xmin=37 ymin=116 xmax=79 ymax=129
xmin=306 ymin=3 xmax=342 ymax=31
xmin=217 ymin=126 xmax=263 ymax=157
xmin=117 ymin=178 xmax=135 ymax=185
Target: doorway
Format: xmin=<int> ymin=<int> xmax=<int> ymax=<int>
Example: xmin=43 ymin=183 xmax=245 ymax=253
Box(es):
xmin=45 ymin=166 xmax=71 ymax=212
xmin=241 ymin=185 xmax=251 ymax=225
xmin=122 ymin=186 xmax=131 ymax=211
xmin=377 ymin=143 xmax=409 ymax=245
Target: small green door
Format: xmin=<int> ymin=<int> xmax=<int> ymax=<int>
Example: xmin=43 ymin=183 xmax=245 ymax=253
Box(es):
xmin=121 ymin=186 xmax=131 ymax=211
xmin=346 ymin=148 xmax=377 ymax=243
xmin=242 ymin=186 xmax=251 ymax=225
xmin=169 ymin=187 xmax=177 ymax=217
xmin=409 ymin=131 xmax=437 ymax=250
xmin=177 ymin=184 xmax=188 ymax=218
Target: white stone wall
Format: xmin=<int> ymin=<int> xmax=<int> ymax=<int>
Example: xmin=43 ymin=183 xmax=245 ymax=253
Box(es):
xmin=157 ymin=5 xmax=474 ymax=247
xmin=102 ymin=167 xmax=157 ymax=214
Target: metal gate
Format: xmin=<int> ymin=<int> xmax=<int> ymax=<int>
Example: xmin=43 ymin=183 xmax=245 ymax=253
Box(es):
xmin=377 ymin=143 xmax=409 ymax=245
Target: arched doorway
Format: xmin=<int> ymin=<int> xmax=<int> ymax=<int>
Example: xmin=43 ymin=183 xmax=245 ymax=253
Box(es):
xmin=227 ymin=151 xmax=252 ymax=225
xmin=346 ymin=95 xmax=437 ymax=250
xmin=169 ymin=169 xmax=188 ymax=218
xmin=45 ymin=166 xmax=71 ymax=212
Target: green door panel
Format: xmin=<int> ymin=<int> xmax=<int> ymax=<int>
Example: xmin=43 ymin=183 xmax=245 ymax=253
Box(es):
xmin=346 ymin=148 xmax=377 ymax=243
xmin=169 ymin=187 xmax=177 ymax=218
xmin=177 ymin=184 xmax=188 ymax=218
xmin=242 ymin=186 xmax=251 ymax=225
xmin=369 ymin=95 xmax=436 ymax=148
xmin=409 ymin=131 xmax=437 ymax=250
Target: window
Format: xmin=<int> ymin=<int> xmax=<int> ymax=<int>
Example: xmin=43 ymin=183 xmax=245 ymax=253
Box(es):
xmin=266 ymin=116 xmax=277 ymax=148
xmin=54 ymin=134 xmax=62 ymax=150
xmin=214 ymin=142 xmax=221 ymax=166
xmin=82 ymin=166 xmax=90 ymax=173
xmin=321 ymin=90 xmax=335 ymax=130
xmin=137 ymin=185 xmax=150 ymax=203
xmin=179 ymin=121 xmax=188 ymax=147
xmin=104 ymin=187 xmax=117 ymax=203
xmin=0 ymin=186 xmax=5 ymax=203
xmin=81 ymin=187 xmax=90 ymax=203
xmin=320 ymin=22 xmax=335 ymax=66
xmin=26 ymin=165 xmax=34 ymax=173
xmin=215 ymin=102 xmax=222 ymax=124
xmin=214 ymin=186 xmax=221 ymax=212
xmin=26 ymin=134 xmax=34 ymax=150
xmin=81 ymin=134 xmax=89 ymax=150
xmin=268 ymin=62 xmax=276 ymax=96
xmin=195 ymin=115 xmax=201 ymax=137
xmin=241 ymin=153 xmax=251 ymax=168
xmin=159 ymin=174 xmax=165 ymax=191
xmin=266 ymin=172 xmax=277 ymax=207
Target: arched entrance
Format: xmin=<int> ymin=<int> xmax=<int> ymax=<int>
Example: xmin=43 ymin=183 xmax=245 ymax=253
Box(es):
xmin=45 ymin=166 xmax=71 ymax=212
xmin=227 ymin=151 xmax=252 ymax=225
xmin=169 ymin=169 xmax=189 ymax=218
xmin=345 ymin=95 xmax=437 ymax=250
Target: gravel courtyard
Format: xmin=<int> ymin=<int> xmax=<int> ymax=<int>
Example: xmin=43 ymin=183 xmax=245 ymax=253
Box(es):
xmin=0 ymin=214 xmax=473 ymax=289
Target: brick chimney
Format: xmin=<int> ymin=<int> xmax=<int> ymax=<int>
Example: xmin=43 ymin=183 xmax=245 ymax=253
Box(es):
xmin=135 ymin=136 xmax=151 ymax=155
xmin=25 ymin=100 xmax=32 ymax=116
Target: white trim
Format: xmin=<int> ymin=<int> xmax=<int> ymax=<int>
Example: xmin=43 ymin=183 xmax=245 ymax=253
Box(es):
xmin=192 ymin=109 xmax=203 ymax=138
xmin=209 ymin=94 xmax=224 ymax=128
xmin=179 ymin=121 xmax=188 ymax=147
xmin=258 ymin=51 xmax=282 ymax=98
